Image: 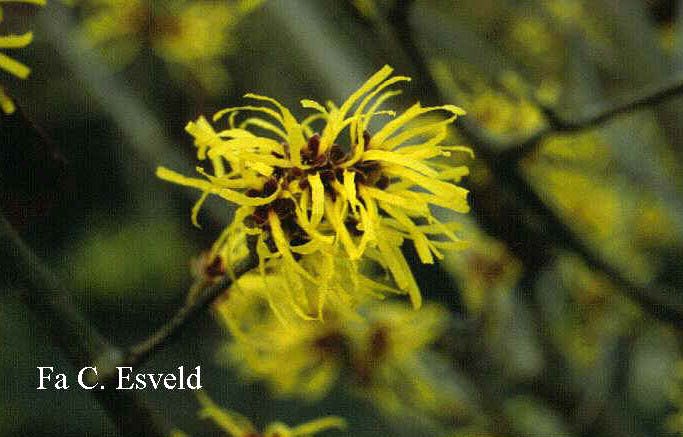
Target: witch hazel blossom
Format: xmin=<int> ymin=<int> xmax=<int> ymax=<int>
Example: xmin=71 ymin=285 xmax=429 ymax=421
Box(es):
xmin=158 ymin=65 xmax=472 ymax=319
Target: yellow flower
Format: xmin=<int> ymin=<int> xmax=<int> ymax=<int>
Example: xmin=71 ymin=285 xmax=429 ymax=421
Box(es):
xmin=442 ymin=222 xmax=521 ymax=316
xmin=215 ymin=287 xmax=467 ymax=422
xmin=158 ymin=65 xmax=472 ymax=317
xmin=76 ymin=0 xmax=263 ymax=93
xmin=178 ymin=391 xmax=345 ymax=437
xmin=0 ymin=0 xmax=46 ymax=114
xmin=430 ymin=59 xmax=546 ymax=136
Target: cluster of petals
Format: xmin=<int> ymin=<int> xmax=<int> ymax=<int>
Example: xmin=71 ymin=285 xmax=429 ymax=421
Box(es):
xmin=216 ymin=278 xmax=451 ymax=403
xmin=76 ymin=0 xmax=263 ymax=93
xmin=158 ymin=65 xmax=472 ymax=318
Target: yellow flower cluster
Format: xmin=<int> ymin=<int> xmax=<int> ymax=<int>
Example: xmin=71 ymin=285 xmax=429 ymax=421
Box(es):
xmin=215 ymin=280 xmax=466 ymax=420
xmin=158 ymin=65 xmax=471 ymax=320
xmin=430 ymin=59 xmax=548 ymax=136
xmin=522 ymin=132 xmax=658 ymax=283
xmin=75 ymin=0 xmax=263 ymax=93
xmin=0 ymin=0 xmax=45 ymax=114
xmin=174 ymin=391 xmax=345 ymax=437
xmin=442 ymin=223 xmax=521 ymax=316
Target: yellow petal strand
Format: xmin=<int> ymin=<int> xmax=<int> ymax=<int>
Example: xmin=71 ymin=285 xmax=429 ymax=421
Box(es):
xmin=416 ymin=220 xmax=463 ymax=235
xmin=396 ymin=145 xmax=443 ymax=161
xmin=373 ymin=104 xmax=465 ymax=147
xmin=362 ymin=149 xmax=438 ymax=177
xmin=300 ymin=98 xmax=328 ymax=114
xmin=194 ymin=171 xmax=250 ymax=189
xmin=392 ymin=245 xmax=422 ymax=309
xmin=214 ymin=184 xmax=281 ymax=207
xmin=441 ymin=145 xmax=475 ymax=158
xmin=342 ymin=170 xmax=359 ymax=212
xmin=289 ymin=239 xmax=324 ymax=255
xmin=157 ymin=166 xmax=212 ymax=191
xmin=288 ymin=416 xmax=347 ymax=436
xmin=325 ymin=197 xmax=363 ymax=259
xmin=385 ymin=165 xmax=466 ymax=200
xmin=157 ymin=166 xmax=281 ymax=207
xmin=196 ymin=392 xmax=254 ymax=437
xmin=0 ymin=52 xmax=30 ymax=79
xmin=215 ymin=128 xmax=255 ymax=139
xmin=239 ymin=117 xmax=287 ymax=140
xmin=437 ymin=166 xmax=470 ymax=182
xmin=244 ymin=93 xmax=306 ymax=166
xmin=339 ymin=64 xmax=394 ymax=118
xmin=351 ymin=75 xmax=410 ymax=144
xmin=395 ymin=128 xmax=449 ymax=160
xmin=292 ymin=191 xmax=335 ymax=245
xmin=295 ymin=188 xmax=310 ymax=226
xmin=342 ymin=90 xmax=402 ymax=168
xmin=358 ymin=275 xmax=401 ymax=295
xmin=355 ymin=201 xmax=375 ymax=254
xmin=0 ymin=87 xmax=15 ymax=114
xmin=245 ymin=161 xmax=274 ymax=177
xmin=227 ymin=151 xmax=293 ymax=168
xmin=1 ymin=0 xmax=46 ymax=5
xmin=308 ymin=172 xmax=325 ymax=228
xmin=406 ymin=191 xmax=470 ymax=214
xmin=371 ymin=102 xmax=423 ymax=146
xmin=376 ymin=237 xmax=422 ymax=309
xmin=380 ymin=115 xmax=455 ymax=151
xmin=318 ymin=64 xmax=394 ymax=154
xmin=269 ymin=210 xmax=318 ymax=282
xmin=190 ymin=191 xmax=210 ymax=228
xmin=362 ymin=186 xmax=428 ymax=213
xmin=185 ymin=117 xmax=220 ymax=158
xmin=357 ymin=89 xmax=402 ymax=140
xmin=382 ymin=204 xmax=434 ymax=264
xmin=0 ymin=32 xmax=33 ymax=48
xmin=301 ymin=112 xmax=327 ymax=131
xmin=211 ymin=157 xmax=226 ymax=178
xmin=209 ymin=136 xmax=284 ymax=155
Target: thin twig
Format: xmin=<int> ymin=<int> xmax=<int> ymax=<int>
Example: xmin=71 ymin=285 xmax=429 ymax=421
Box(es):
xmin=384 ymin=2 xmax=683 ymax=328
xmin=0 ymin=210 xmax=170 ymax=437
xmin=94 ymin=240 xmax=258 ymax=385
xmin=502 ymin=73 xmax=683 ymax=161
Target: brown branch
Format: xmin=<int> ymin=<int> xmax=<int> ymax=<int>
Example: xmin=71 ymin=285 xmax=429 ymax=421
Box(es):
xmin=0 ymin=210 xmax=170 ymax=437
xmin=96 ymin=240 xmax=259 ymax=384
xmin=382 ymin=2 xmax=683 ymax=328
xmin=502 ymin=73 xmax=683 ymax=161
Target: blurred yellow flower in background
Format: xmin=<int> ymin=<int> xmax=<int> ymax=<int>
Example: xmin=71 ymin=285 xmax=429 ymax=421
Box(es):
xmin=442 ymin=223 xmax=522 ymax=316
xmin=0 ymin=0 xmax=45 ymax=114
xmin=74 ymin=0 xmax=263 ymax=93
xmin=158 ymin=65 xmax=472 ymax=319
xmin=430 ymin=59 xmax=548 ymax=137
xmin=215 ymin=288 xmax=468 ymax=422
xmin=173 ymin=391 xmax=345 ymax=437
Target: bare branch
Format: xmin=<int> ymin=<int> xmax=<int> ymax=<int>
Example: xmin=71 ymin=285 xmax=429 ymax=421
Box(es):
xmin=96 ymin=245 xmax=258 ymax=384
xmin=503 ymin=73 xmax=683 ymax=161
xmin=0 ymin=210 xmax=170 ymax=437
xmin=382 ymin=1 xmax=683 ymax=328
